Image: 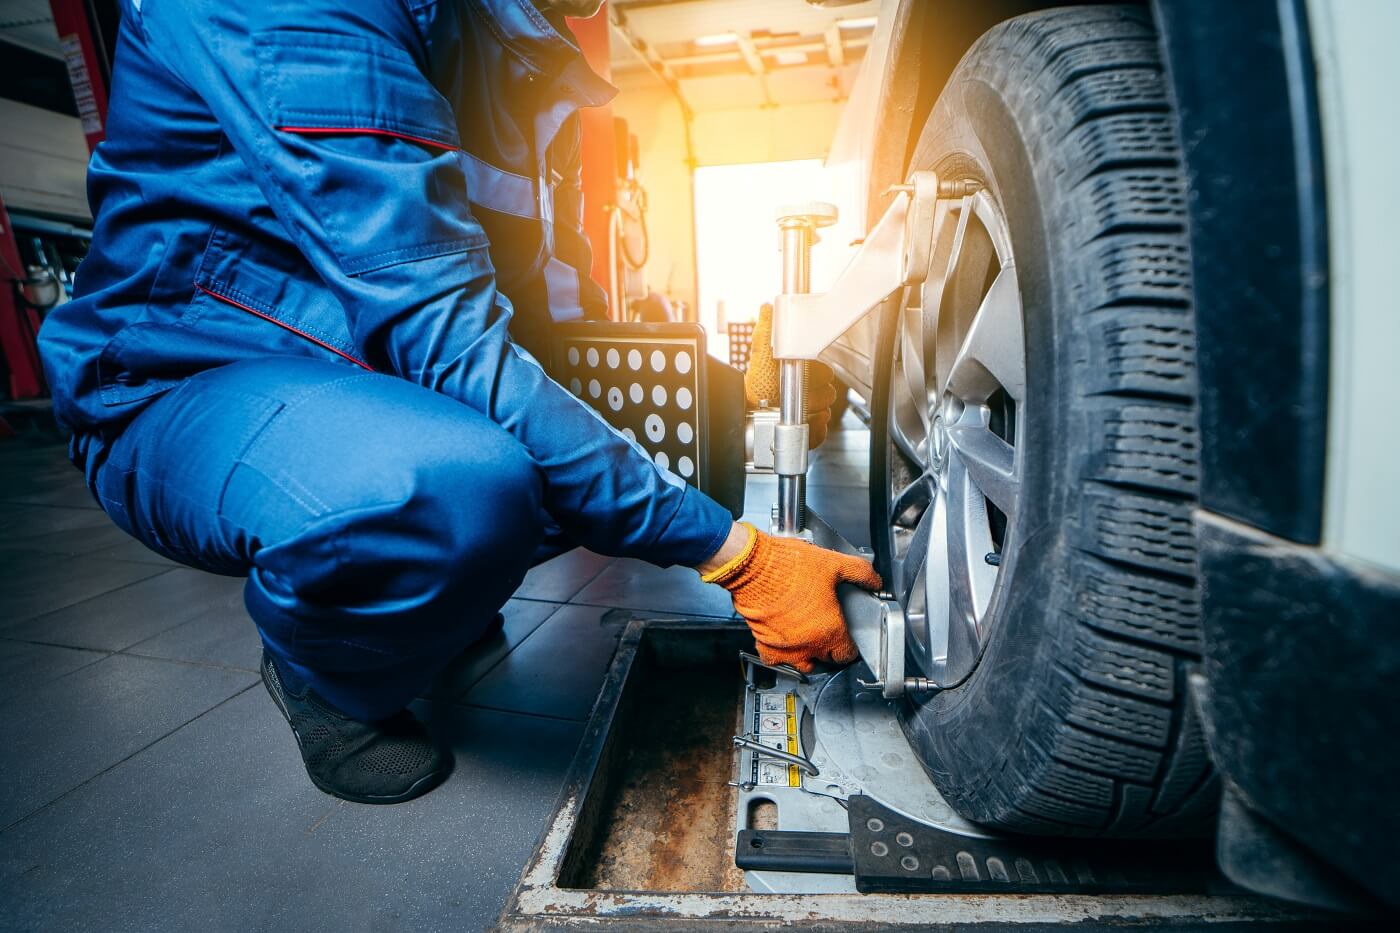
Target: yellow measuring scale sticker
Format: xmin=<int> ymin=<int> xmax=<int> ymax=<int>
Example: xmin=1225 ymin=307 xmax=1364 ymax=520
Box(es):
xmin=784 ymin=694 xmax=800 ymax=787
xmin=752 ymin=693 xmax=803 ymax=787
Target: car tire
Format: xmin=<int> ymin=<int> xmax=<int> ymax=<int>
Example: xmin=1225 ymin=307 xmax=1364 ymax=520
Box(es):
xmin=869 ymin=5 xmax=1217 ymax=836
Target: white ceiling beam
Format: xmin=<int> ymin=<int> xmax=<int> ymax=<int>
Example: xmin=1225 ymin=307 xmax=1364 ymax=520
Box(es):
xmin=824 ymin=21 xmax=845 ymax=68
xmin=735 ymin=32 xmax=766 ymax=76
xmin=651 ymin=34 xmax=870 ymax=69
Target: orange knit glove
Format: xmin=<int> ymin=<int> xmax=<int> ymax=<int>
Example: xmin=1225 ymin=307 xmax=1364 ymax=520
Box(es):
xmin=703 ymin=523 xmax=883 ymax=672
xmin=743 ymin=304 xmax=837 ymax=448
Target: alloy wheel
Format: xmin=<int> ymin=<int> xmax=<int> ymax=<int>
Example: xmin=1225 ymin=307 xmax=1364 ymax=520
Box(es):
xmin=886 ymin=189 xmax=1024 ymax=687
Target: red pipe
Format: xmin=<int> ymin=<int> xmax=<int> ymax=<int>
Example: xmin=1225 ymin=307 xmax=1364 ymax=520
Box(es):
xmin=0 ymin=197 xmax=47 ymax=400
xmin=567 ymin=5 xmax=619 ymax=318
xmin=48 ymin=0 xmax=111 ymax=152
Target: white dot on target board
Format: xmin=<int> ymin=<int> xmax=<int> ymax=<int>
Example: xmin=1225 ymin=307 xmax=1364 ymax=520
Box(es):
xmin=628 ymin=349 xmax=642 ymax=370
xmin=678 ymin=422 xmax=694 ymax=444
xmin=645 ymin=414 xmax=665 ymax=442
xmin=588 ymin=378 xmax=601 ymax=399
xmin=675 ymin=351 xmax=692 ymax=374
xmin=676 ymin=387 xmax=693 ymax=410
xmin=607 ymin=387 xmax=623 ymax=411
xmin=622 ymin=427 xmax=637 ymax=442
xmin=652 ymin=385 xmax=667 ymax=407
xmin=629 ymin=383 xmax=643 ymax=404
xmin=678 ymin=455 xmax=694 ymax=478
xmin=569 ymin=377 xmax=582 ymax=394
xmin=654 ymin=450 xmax=670 ymax=470
xmin=606 ymin=348 xmax=620 ymax=369
xmin=567 ymin=346 xmax=579 ymax=366
xmin=586 ymin=347 xmax=599 ymax=367
xmin=650 ymin=350 xmax=665 ymax=372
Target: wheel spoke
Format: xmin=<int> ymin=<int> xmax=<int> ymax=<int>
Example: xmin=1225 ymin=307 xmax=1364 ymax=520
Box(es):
xmin=895 ymin=494 xmax=934 ymax=609
xmin=900 ymin=305 xmax=930 ymax=435
xmin=921 ymin=487 xmax=951 ymax=669
xmin=890 ymin=381 xmax=928 ymax=468
xmin=945 ymin=265 xmax=1024 ymax=403
xmin=943 ymin=458 xmax=996 ymax=679
xmin=946 ymin=420 xmax=1018 ymax=519
xmin=925 ymin=201 xmax=972 ymax=395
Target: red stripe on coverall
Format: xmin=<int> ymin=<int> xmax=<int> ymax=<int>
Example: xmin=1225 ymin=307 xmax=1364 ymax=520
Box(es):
xmin=275 ymin=125 xmax=461 ymax=152
xmin=195 ymin=284 xmax=373 ymax=371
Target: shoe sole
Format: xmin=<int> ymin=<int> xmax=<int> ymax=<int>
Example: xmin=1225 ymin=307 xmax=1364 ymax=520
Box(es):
xmin=261 ymin=661 xmax=450 ymax=805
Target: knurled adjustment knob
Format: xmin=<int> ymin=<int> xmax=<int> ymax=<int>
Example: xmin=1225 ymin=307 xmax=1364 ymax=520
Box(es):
xmin=775 ymin=201 xmax=839 ymax=228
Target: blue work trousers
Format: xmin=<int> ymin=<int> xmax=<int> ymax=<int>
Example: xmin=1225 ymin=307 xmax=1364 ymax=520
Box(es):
xmin=91 ymin=357 xmax=568 ymax=720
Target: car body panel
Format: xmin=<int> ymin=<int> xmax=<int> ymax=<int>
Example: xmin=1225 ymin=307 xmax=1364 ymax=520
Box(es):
xmin=1309 ymin=0 xmax=1400 ymax=573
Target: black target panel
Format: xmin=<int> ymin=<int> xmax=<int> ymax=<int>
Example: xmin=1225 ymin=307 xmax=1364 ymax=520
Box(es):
xmin=553 ymin=323 xmax=710 ymax=489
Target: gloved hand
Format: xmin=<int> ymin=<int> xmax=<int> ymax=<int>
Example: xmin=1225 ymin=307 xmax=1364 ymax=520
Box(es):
xmin=744 ymin=304 xmax=838 ymax=448
xmin=702 ymin=522 xmax=883 ymax=671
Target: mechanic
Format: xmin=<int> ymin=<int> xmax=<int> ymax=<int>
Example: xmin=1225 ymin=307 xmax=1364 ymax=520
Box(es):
xmin=38 ymin=0 xmax=880 ymax=805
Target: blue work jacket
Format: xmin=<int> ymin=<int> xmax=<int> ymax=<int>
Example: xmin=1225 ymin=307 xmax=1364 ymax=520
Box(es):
xmin=38 ymin=0 xmax=731 ymax=567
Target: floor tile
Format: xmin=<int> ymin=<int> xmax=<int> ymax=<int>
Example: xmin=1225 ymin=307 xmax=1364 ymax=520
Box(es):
xmin=0 ymin=438 xmax=71 ymax=466
xmin=2 ymin=567 xmax=245 ymax=652
xmin=572 ymin=557 xmax=735 ymax=618
xmin=0 ymin=502 xmax=109 ymax=542
xmin=0 ymin=639 xmax=106 ymax=705
xmin=820 ymin=422 xmax=871 ymax=451
xmin=0 ymin=690 xmax=581 ymax=933
xmin=0 ymin=518 xmax=137 ymax=558
xmin=514 ymin=547 xmax=612 ymax=603
xmin=87 ymin=536 xmax=184 ymax=567
xmin=124 ymin=594 xmax=263 ymax=672
xmin=0 ymin=480 xmax=98 ymax=509
xmin=463 ymin=603 xmax=631 ymax=720
xmin=807 ymin=482 xmax=872 ymax=550
xmin=807 ymin=447 xmax=870 ymax=488
xmin=0 ymin=653 xmax=257 ymax=828
xmin=423 ymin=598 xmax=561 ymax=703
xmin=0 ymin=551 xmax=170 ymax=624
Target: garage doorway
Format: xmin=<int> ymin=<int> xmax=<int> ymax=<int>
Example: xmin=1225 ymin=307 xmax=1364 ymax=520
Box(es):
xmin=692 ymin=159 xmax=858 ymax=361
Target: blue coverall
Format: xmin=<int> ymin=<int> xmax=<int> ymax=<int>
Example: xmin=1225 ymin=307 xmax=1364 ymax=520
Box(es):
xmin=37 ymin=0 xmax=733 ymax=720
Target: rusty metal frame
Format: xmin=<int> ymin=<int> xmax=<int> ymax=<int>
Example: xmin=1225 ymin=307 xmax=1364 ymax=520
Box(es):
xmin=495 ymin=618 xmax=1306 ymax=929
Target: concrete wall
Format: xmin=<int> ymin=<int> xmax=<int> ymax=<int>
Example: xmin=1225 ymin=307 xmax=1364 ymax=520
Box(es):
xmin=691 ymin=101 xmax=843 ymax=167
xmin=610 ymin=85 xmax=697 ymax=314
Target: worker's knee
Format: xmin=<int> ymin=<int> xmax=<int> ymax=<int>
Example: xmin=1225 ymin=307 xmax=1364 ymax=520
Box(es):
xmin=385 ymin=420 xmax=542 ymax=608
xmin=251 ymin=408 xmax=543 ymax=622
xmin=422 ymin=426 xmax=542 ymax=573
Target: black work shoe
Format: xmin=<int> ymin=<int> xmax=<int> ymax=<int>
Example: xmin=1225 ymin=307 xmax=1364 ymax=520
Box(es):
xmin=260 ymin=652 xmax=451 ymax=805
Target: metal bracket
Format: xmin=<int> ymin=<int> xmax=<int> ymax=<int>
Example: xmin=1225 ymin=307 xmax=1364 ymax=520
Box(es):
xmin=772 ymin=170 xmax=944 ymax=361
xmin=838 ymin=585 xmax=906 ymax=699
xmin=745 ymin=408 xmax=779 ymax=473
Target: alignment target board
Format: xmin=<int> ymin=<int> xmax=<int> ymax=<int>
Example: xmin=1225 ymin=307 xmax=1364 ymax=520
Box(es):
xmin=554 ymin=323 xmax=710 ymax=488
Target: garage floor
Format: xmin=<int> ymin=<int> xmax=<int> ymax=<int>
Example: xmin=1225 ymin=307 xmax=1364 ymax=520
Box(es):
xmin=0 ymin=413 xmax=871 ymax=931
